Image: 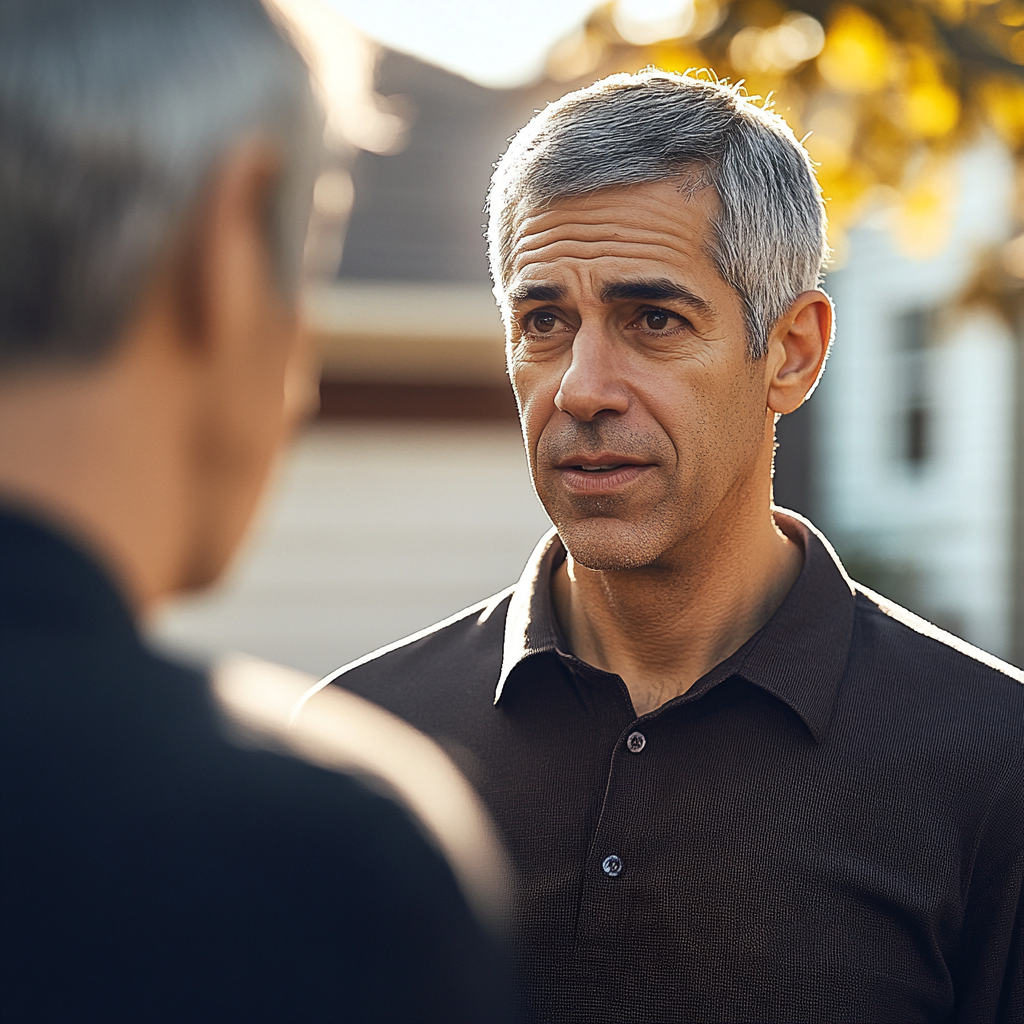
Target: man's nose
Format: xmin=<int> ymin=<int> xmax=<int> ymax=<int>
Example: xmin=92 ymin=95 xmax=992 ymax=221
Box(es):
xmin=554 ymin=328 xmax=629 ymax=421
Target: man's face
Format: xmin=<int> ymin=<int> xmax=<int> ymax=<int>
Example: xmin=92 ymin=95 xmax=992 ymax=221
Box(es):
xmin=504 ymin=177 xmax=773 ymax=571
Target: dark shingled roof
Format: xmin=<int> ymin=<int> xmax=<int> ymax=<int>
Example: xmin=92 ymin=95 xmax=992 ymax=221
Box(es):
xmin=339 ymin=50 xmax=530 ymax=284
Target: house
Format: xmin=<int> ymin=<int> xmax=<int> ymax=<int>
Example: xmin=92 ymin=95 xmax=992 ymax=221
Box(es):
xmin=817 ymin=141 xmax=1022 ymax=661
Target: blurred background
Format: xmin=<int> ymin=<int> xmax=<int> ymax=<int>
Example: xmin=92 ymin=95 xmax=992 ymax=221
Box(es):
xmin=154 ymin=0 xmax=1024 ymax=673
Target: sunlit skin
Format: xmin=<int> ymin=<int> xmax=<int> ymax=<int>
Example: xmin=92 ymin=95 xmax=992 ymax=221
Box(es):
xmin=503 ymin=177 xmax=832 ymax=714
xmin=0 ymin=139 xmax=318 ymax=617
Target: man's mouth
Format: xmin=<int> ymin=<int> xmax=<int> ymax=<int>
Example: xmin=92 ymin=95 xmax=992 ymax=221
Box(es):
xmin=556 ymin=455 xmax=650 ymax=471
xmin=553 ymin=457 xmax=654 ymax=492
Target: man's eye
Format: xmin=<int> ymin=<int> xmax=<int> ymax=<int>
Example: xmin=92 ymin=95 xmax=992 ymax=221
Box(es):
xmin=528 ymin=312 xmax=560 ymax=334
xmin=642 ymin=310 xmax=675 ymax=331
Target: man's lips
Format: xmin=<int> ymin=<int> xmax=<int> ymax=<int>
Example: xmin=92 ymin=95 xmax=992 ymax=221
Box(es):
xmin=554 ymin=453 xmax=652 ymax=470
xmin=552 ymin=456 xmax=655 ymax=493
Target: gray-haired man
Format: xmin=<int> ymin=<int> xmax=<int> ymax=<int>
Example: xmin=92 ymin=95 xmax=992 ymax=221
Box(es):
xmin=0 ymin=2 xmax=513 ymax=1021
xmin=311 ymin=71 xmax=1024 ymax=1023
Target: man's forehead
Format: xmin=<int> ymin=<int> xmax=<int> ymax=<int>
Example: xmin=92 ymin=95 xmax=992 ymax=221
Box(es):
xmin=512 ymin=173 xmax=716 ymax=228
xmin=503 ymin=179 xmax=721 ymax=302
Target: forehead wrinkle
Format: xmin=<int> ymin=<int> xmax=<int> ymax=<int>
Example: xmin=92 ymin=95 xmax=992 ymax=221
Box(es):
xmin=510 ymin=221 xmax=712 ymax=270
xmin=509 ymin=224 xmax=641 ymax=264
xmin=513 ymin=219 xmax=702 ymax=249
xmin=510 ymin=238 xmax=710 ymax=278
xmin=506 ymin=187 xmax=717 ymax=268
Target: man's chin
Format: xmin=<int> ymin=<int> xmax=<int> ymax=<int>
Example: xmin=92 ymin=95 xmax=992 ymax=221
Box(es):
xmin=555 ymin=517 xmax=670 ymax=572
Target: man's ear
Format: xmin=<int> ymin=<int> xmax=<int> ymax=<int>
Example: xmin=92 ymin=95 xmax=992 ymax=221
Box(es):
xmin=171 ymin=137 xmax=286 ymax=359
xmin=765 ymin=290 xmax=833 ymax=416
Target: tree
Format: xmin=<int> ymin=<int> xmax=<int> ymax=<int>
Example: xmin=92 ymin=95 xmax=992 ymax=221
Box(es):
xmin=545 ymin=0 xmax=1023 ymax=259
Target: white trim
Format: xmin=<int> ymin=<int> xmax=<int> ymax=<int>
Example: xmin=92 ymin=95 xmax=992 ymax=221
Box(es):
xmin=305 ymin=281 xmax=508 ymax=385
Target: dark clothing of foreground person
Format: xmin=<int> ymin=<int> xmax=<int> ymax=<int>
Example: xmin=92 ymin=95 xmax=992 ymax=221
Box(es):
xmin=312 ymin=513 xmax=1024 ymax=1024
xmin=0 ymin=509 xmax=513 ymax=1024
xmin=0 ymin=1 xmax=513 ymax=1020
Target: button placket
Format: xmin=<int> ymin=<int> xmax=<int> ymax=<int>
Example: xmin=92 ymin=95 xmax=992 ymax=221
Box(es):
xmin=574 ymin=722 xmax=658 ymax=952
xmin=596 ymin=731 xmax=644 ymax=881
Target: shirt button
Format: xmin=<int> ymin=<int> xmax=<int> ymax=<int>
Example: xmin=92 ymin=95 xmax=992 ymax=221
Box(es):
xmin=601 ymin=854 xmax=623 ymax=877
xmin=626 ymin=730 xmax=646 ymax=753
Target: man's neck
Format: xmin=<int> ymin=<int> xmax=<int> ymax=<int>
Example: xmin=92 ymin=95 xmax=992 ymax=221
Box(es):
xmin=0 ymin=355 xmax=191 ymax=618
xmin=551 ymin=504 xmax=803 ymax=716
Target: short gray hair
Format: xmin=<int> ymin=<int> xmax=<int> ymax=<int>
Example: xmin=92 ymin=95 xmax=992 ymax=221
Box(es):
xmin=0 ymin=0 xmax=323 ymax=369
xmin=487 ymin=70 xmax=829 ymax=358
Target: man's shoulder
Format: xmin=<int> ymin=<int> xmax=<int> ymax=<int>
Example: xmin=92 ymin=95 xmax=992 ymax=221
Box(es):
xmin=849 ymin=584 xmax=1024 ymax=748
xmin=3 ymin=642 xmax=507 ymax=1022
xmin=3 ymin=632 xmax=488 ymax=927
xmin=216 ymin=653 xmax=508 ymax=929
xmin=2 ymin=628 xmax=410 ymax=844
xmin=852 ymin=584 xmax=1023 ymax=684
xmin=323 ymin=587 xmax=514 ymax=708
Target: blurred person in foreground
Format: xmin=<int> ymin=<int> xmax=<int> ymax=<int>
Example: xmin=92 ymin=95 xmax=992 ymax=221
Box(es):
xmin=0 ymin=2 xmax=513 ymax=1021
xmin=308 ymin=71 xmax=1024 ymax=1024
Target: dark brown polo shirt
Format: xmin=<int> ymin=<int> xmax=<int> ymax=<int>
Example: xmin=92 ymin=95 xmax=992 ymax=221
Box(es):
xmin=312 ymin=512 xmax=1024 ymax=1024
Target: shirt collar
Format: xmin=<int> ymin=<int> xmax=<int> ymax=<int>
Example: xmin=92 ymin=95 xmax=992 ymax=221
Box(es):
xmin=495 ymin=511 xmax=857 ymax=744
xmin=496 ymin=526 xmax=565 ymax=705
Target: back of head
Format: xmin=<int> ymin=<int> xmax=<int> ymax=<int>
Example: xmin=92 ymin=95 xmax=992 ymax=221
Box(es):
xmin=0 ymin=0 xmax=322 ymax=370
xmin=488 ymin=70 xmax=829 ymax=357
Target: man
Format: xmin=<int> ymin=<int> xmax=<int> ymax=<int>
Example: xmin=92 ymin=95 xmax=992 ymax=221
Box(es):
xmin=0 ymin=2 xmax=513 ymax=1021
xmin=306 ymin=71 xmax=1024 ymax=1023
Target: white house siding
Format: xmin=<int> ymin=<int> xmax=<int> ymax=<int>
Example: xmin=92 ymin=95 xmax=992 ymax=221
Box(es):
xmin=153 ymin=421 xmax=552 ymax=677
xmin=816 ymin=142 xmax=1018 ymax=659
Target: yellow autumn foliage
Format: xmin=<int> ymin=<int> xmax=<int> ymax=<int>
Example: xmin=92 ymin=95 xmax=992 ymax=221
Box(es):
xmin=541 ymin=0 xmax=1024 ymax=260
xmin=817 ymin=7 xmax=892 ymax=92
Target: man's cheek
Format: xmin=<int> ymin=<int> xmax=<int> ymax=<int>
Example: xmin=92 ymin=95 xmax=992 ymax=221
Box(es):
xmin=519 ymin=393 xmax=555 ymax=450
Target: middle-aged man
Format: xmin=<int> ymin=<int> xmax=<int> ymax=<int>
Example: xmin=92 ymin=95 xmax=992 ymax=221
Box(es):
xmin=0 ymin=2 xmax=514 ymax=1022
xmin=305 ymin=72 xmax=1024 ymax=1023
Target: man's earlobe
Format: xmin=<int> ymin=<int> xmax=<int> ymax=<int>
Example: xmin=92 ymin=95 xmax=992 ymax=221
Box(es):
xmin=767 ymin=290 xmax=832 ymax=416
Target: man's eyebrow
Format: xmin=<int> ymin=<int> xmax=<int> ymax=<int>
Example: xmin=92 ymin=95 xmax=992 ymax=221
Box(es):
xmin=600 ymin=278 xmax=714 ymax=318
xmin=507 ymin=283 xmax=565 ymax=305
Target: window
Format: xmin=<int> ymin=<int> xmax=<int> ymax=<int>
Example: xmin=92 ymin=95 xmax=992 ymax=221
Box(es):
xmin=895 ymin=308 xmax=935 ymax=467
